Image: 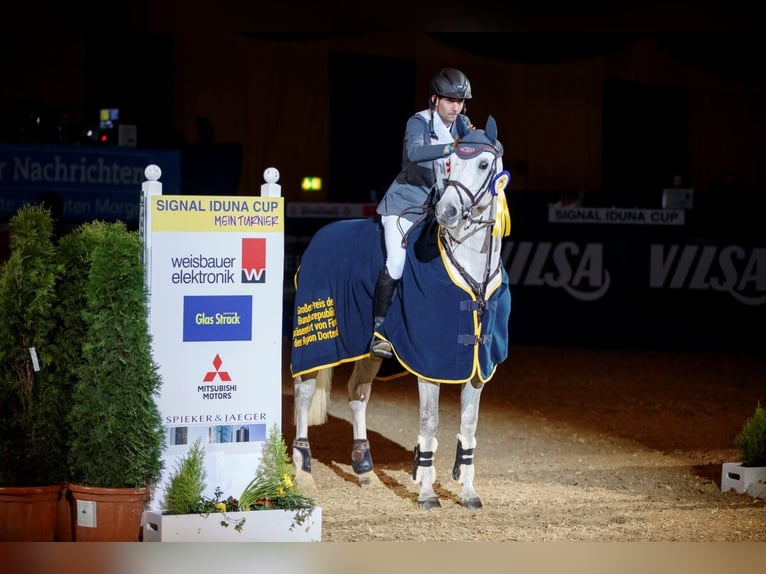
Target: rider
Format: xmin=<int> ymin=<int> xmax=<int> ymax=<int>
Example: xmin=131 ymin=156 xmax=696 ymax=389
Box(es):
xmin=371 ymin=67 xmax=475 ymax=359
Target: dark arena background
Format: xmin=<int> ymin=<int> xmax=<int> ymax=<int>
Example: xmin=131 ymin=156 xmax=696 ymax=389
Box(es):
xmin=1 ymin=25 xmax=764 ymax=557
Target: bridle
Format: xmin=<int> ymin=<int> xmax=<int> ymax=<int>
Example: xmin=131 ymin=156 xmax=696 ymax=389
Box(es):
xmin=438 ymin=143 xmax=503 ymax=315
xmin=442 ymin=142 xmax=501 ymax=227
xmin=395 ymin=142 xmax=501 ymax=244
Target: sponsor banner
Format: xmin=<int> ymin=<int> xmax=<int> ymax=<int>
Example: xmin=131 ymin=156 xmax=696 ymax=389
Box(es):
xmin=182 ymin=295 xmax=253 ymax=341
xmin=548 ymin=205 xmax=685 ymax=226
xmin=501 ymin=240 xmax=766 ymax=306
xmin=0 ymin=143 xmax=180 ymax=222
xmin=500 ymin=237 xmax=766 ymax=352
xmin=147 ymin=192 xmax=284 ymax=508
xmin=152 ymin=196 xmax=282 ymax=232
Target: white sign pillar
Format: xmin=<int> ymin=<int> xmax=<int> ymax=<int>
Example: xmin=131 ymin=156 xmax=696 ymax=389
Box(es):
xmin=142 ymin=167 xmax=285 ymax=509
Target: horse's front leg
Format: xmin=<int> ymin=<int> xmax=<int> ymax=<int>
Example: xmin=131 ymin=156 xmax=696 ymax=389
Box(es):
xmin=452 ymin=379 xmax=484 ymax=509
xmin=348 ymin=357 xmax=381 ymax=486
xmin=414 ymin=378 xmax=441 ymax=509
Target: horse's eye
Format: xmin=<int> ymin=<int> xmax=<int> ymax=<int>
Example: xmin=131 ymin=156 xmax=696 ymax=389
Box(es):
xmin=479 ymin=160 xmax=489 ymax=170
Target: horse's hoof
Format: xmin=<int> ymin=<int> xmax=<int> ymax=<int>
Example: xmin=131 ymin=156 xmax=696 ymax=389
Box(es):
xmin=357 ymin=470 xmax=382 ymax=489
xmin=461 ymin=497 xmax=483 ymax=510
xmin=294 ymin=469 xmax=317 ymax=495
xmin=352 ymin=455 xmax=373 ymax=474
xmin=418 ymin=497 xmax=442 ymax=510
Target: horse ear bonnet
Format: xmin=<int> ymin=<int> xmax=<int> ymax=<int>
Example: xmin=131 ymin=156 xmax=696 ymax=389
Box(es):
xmin=456 ymin=115 xmax=503 ymax=157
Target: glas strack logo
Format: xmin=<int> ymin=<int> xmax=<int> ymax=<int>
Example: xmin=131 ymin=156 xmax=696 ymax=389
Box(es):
xmin=241 ymin=238 xmax=266 ymax=283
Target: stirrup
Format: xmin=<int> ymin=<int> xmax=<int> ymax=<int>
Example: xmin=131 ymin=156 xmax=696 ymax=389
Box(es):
xmin=370 ymin=337 xmax=393 ymax=359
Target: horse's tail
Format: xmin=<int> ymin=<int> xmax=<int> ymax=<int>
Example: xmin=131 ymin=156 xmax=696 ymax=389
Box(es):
xmin=307 ymin=367 xmax=332 ymax=426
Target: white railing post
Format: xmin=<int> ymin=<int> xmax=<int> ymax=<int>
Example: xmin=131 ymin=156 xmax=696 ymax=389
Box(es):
xmin=140 ymin=164 xmax=163 ymax=294
xmin=260 ymin=167 xmax=282 ymax=197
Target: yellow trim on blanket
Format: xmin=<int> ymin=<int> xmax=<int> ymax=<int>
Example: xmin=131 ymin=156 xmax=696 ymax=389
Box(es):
xmin=375 ymin=334 xmax=498 ymax=385
xmin=290 ymin=352 xmax=370 ymax=380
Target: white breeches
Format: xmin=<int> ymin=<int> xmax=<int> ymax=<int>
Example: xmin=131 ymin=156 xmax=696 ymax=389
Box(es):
xmin=381 ymin=215 xmax=415 ymax=280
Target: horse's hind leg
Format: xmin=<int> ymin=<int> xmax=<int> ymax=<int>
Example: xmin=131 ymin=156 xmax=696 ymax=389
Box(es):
xmin=293 ymin=373 xmax=316 ymax=491
xmin=413 ymin=378 xmax=441 ymax=510
xmin=347 ymin=357 xmax=381 ymax=487
xmin=292 ymin=368 xmax=330 ymax=493
xmin=452 ymin=380 xmax=484 ymax=509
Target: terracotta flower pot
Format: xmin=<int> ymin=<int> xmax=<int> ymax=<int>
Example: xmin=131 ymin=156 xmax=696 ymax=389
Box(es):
xmin=68 ymin=484 xmax=147 ymax=542
xmin=0 ymin=484 xmax=63 ymax=541
xmin=55 ymin=482 xmax=74 ymax=541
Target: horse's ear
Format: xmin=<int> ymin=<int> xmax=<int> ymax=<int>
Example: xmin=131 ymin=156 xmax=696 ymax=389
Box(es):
xmin=485 ymin=115 xmax=498 ymax=143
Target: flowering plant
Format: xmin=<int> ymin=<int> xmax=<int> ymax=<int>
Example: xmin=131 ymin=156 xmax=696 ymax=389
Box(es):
xmin=195 ymin=486 xmax=239 ymax=515
xmin=161 ymin=425 xmax=315 ymax=533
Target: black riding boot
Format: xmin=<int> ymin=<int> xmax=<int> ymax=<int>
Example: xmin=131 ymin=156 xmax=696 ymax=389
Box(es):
xmin=370 ymin=266 xmax=399 ymax=359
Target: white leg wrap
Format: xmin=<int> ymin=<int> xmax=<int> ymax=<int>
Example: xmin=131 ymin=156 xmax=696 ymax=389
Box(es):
xmin=294 ymin=377 xmax=316 ymax=438
xmin=457 ymin=432 xmax=477 ymax=450
xmin=349 ymin=399 xmax=367 ymax=440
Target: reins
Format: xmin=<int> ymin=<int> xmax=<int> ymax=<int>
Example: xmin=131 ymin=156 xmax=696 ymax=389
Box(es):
xmin=395 ymin=202 xmax=433 ymax=248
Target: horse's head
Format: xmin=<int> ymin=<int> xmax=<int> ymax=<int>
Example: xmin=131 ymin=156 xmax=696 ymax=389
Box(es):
xmin=435 ymin=116 xmax=510 ymax=238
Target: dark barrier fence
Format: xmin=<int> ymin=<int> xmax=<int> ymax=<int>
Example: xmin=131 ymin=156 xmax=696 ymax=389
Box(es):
xmin=286 ymin=193 xmax=765 ymax=354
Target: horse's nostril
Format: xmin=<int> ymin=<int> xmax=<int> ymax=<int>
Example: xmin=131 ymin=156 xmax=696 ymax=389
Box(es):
xmin=436 ymin=204 xmax=460 ymax=227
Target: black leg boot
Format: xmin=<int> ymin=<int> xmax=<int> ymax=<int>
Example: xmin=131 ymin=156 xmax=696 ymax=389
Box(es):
xmin=370 ymin=267 xmax=399 ymax=359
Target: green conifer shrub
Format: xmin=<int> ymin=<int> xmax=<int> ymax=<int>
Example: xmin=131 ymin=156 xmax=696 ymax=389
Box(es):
xmin=735 ymin=402 xmax=766 ymax=467
xmin=67 ymin=221 xmax=165 ymax=489
xmin=0 ymin=204 xmax=66 ymax=486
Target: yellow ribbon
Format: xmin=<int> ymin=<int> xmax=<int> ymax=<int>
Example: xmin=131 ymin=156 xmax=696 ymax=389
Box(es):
xmin=492 ymin=171 xmax=511 ymax=238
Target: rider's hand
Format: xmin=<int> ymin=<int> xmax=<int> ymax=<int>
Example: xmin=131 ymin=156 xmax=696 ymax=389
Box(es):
xmin=445 ymin=137 xmax=461 ymax=155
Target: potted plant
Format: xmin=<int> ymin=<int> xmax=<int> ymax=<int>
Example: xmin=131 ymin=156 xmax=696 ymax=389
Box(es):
xmin=0 ymin=204 xmax=66 ymax=541
xmin=66 ymin=221 xmax=166 ymax=541
xmin=721 ymin=402 xmax=766 ymax=499
xmin=142 ymin=424 xmax=321 ymax=542
xmin=48 ymin=220 xmax=115 ymax=540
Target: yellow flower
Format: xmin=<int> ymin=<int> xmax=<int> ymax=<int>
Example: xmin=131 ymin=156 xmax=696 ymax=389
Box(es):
xmin=277 ymin=487 xmax=284 ymax=496
xmin=215 ymin=502 xmax=227 ymax=513
xmin=282 ymin=474 xmax=293 ymax=489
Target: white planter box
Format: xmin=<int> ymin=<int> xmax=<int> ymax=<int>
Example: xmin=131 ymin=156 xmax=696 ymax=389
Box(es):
xmin=721 ymin=463 xmax=766 ymax=499
xmin=141 ymin=507 xmax=322 ymax=542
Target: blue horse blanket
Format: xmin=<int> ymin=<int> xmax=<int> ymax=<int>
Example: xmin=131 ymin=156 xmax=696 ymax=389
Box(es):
xmin=290 ymin=218 xmax=511 ymax=383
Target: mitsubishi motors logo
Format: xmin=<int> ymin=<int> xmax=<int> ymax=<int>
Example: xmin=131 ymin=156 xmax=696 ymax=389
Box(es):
xmin=203 ymin=354 xmax=231 ymax=382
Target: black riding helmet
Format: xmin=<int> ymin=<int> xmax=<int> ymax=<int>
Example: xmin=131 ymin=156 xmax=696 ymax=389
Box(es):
xmin=430 ymin=68 xmax=472 ymax=100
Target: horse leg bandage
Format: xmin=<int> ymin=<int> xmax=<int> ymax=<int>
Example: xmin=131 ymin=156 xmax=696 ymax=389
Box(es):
xmin=293 ymin=438 xmax=312 ymax=473
xmin=351 ymin=438 xmax=373 ymax=474
xmin=350 ymin=400 xmax=368 ymax=440
xmin=293 ymin=377 xmax=316 ymax=437
xmin=412 ymin=436 xmax=438 ymax=482
xmin=452 ymin=433 xmax=476 ymax=482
